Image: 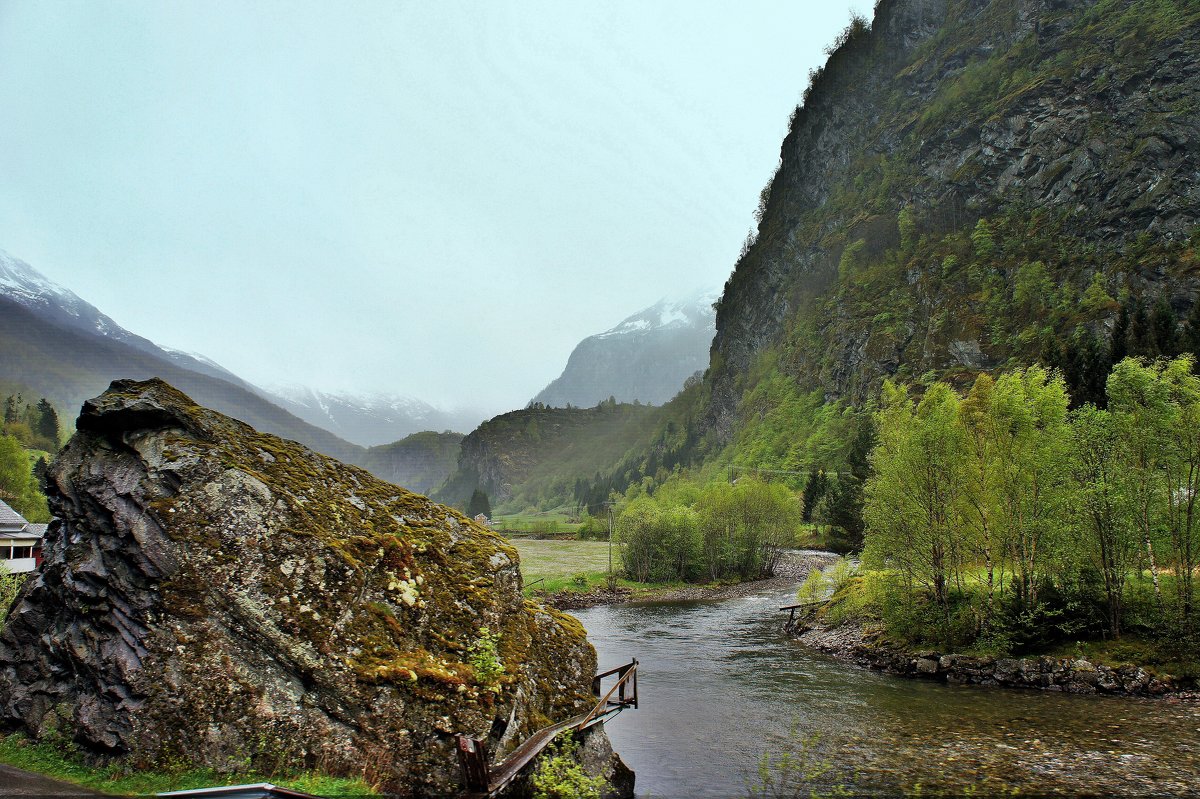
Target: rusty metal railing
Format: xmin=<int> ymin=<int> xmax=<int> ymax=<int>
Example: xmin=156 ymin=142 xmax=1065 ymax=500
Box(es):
xmin=456 ymin=658 xmax=639 ymax=797
xmin=578 ymin=659 xmax=638 ymax=729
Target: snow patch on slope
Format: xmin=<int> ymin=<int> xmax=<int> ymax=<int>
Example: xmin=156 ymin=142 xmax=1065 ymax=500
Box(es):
xmin=595 ymin=289 xmax=718 ymax=341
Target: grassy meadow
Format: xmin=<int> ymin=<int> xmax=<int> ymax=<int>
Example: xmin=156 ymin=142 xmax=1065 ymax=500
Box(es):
xmin=510 ymin=538 xmax=616 ymax=593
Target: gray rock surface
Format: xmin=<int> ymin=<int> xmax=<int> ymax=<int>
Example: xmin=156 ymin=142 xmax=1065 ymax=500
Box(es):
xmin=0 ymin=379 xmax=623 ymax=796
xmin=795 ymin=619 xmax=1191 ymax=698
xmin=706 ymin=0 xmax=1200 ymax=438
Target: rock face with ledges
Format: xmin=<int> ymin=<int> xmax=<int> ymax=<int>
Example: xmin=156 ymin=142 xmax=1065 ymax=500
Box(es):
xmin=0 ymin=378 xmax=610 ymax=796
xmin=707 ymin=0 xmax=1200 ymax=438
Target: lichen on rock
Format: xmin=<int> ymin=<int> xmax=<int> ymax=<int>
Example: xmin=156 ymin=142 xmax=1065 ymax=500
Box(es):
xmin=0 ymin=378 xmax=615 ymax=796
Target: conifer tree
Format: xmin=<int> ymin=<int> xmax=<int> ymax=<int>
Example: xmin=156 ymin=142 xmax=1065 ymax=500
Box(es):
xmin=1064 ymin=327 xmax=1109 ymax=408
xmin=466 ymin=489 xmax=491 ymax=519
xmin=2 ymin=396 xmax=19 ymax=425
xmin=801 ymin=468 xmax=828 ymax=523
xmin=1129 ymin=298 xmax=1154 ymax=357
xmin=1109 ymin=303 xmax=1130 ymax=363
xmin=34 ymin=399 xmax=59 ymax=446
xmin=1182 ymin=300 xmax=1200 ymax=369
xmin=1151 ymin=297 xmax=1178 ymax=357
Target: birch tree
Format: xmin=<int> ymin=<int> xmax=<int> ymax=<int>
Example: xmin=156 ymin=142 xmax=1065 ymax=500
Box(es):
xmin=1068 ymin=405 xmax=1138 ymax=637
xmin=864 ymin=381 xmax=967 ymax=625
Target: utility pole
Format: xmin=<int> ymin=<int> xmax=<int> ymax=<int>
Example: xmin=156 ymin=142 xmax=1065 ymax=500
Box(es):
xmin=607 ymin=504 xmax=615 ymax=591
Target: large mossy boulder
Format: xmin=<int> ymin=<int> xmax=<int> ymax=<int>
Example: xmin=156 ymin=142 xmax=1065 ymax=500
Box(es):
xmin=0 ymin=379 xmax=604 ymax=796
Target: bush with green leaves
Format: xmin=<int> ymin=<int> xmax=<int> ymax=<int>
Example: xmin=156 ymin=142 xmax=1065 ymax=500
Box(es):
xmin=529 ymin=735 xmax=604 ymax=799
xmin=613 ymin=476 xmax=801 ymax=585
xmin=796 ymin=559 xmax=857 ymax=606
xmin=467 ymin=627 xmax=504 ymax=688
xmin=0 ymin=435 xmax=49 ymax=522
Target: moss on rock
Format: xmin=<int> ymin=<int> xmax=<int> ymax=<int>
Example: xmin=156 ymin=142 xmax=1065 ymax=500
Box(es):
xmin=0 ymin=378 xmax=597 ymax=796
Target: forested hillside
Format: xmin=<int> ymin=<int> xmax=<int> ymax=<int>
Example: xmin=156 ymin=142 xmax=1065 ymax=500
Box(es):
xmin=563 ymin=0 xmax=1200 ymax=512
xmin=434 ymin=400 xmax=659 ymax=513
xmin=359 ymin=431 xmax=463 ymax=496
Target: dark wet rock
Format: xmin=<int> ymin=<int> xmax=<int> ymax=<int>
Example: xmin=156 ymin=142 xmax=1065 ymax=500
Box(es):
xmin=795 ymin=619 xmax=1194 ymax=699
xmin=0 ymin=378 xmax=629 ymax=797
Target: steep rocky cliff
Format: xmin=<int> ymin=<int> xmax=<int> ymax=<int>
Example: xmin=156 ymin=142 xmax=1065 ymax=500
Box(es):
xmin=708 ymin=0 xmax=1200 ymax=438
xmin=360 ymin=431 xmax=464 ymax=497
xmin=0 ymin=379 xmax=622 ymax=796
xmin=435 ymin=403 xmax=659 ymax=512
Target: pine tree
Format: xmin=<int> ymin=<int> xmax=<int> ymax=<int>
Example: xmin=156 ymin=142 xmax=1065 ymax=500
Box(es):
xmin=1110 ymin=302 xmax=1130 ymax=364
xmin=826 ymin=415 xmax=876 ymax=554
xmin=1129 ymin=298 xmax=1154 ymax=357
xmin=801 ymin=469 xmax=828 ymax=523
xmin=1182 ymin=300 xmax=1200 ymax=369
xmin=1064 ymin=327 xmax=1109 ymax=408
xmin=846 ymin=413 xmax=876 ymax=482
xmin=826 ymin=477 xmax=865 ymax=555
xmin=34 ymin=399 xmax=59 ymax=446
xmin=466 ymin=489 xmax=492 ymax=519
xmin=2 ymin=395 xmax=19 ymax=425
xmin=1151 ymin=296 xmax=1179 ymax=357
xmin=1040 ymin=336 xmax=1064 ymax=374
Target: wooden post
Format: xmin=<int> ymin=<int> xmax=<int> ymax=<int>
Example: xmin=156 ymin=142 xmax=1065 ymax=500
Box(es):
xmin=456 ymin=735 xmax=490 ymax=792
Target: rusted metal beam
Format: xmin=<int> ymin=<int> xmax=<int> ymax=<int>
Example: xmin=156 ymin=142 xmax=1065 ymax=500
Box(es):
xmin=457 ymin=659 xmax=640 ymax=797
xmin=577 ymin=660 xmax=637 ymax=730
xmin=456 ymin=735 xmax=490 ymax=793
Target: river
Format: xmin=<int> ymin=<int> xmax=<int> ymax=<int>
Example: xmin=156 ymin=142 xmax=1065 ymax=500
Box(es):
xmin=572 ymin=578 xmax=1200 ymax=798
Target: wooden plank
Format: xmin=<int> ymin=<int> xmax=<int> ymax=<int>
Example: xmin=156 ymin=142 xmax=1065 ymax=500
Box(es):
xmin=486 ymin=714 xmax=589 ymax=795
xmin=461 ymin=659 xmax=640 ymax=797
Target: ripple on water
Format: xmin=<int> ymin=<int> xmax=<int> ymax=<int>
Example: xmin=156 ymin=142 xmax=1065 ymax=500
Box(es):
xmin=570 ymin=584 xmax=1200 ymax=798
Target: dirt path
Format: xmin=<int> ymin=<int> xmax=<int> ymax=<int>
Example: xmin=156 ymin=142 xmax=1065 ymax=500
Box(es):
xmin=0 ymin=764 xmax=108 ymax=796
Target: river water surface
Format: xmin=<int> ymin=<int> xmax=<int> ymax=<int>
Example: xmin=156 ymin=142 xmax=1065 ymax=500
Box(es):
xmin=572 ymin=578 xmax=1200 ymax=798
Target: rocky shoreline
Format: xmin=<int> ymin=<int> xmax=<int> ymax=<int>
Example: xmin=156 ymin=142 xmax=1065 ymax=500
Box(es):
xmin=795 ymin=619 xmax=1200 ymax=701
xmin=539 ymin=550 xmax=840 ymax=610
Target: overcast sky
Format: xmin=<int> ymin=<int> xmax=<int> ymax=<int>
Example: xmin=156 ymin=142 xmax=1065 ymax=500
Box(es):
xmin=0 ymin=1 xmax=861 ymax=413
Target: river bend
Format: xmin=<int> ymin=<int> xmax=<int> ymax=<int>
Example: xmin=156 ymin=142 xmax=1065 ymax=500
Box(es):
xmin=573 ymin=579 xmax=1200 ymax=797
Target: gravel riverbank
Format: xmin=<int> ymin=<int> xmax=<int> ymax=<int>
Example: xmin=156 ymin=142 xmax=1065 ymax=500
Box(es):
xmin=541 ymin=549 xmax=839 ymax=610
xmin=795 ymin=617 xmax=1200 ymax=701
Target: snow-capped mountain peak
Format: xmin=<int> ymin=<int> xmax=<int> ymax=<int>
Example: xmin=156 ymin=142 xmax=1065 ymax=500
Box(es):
xmin=268 ymin=384 xmax=438 ymax=421
xmin=0 ymin=248 xmax=178 ymax=358
xmin=0 ymin=250 xmax=110 ymax=329
xmin=595 ymin=289 xmax=718 ymax=340
xmin=532 ymin=287 xmax=720 ymax=407
xmin=261 ymin=384 xmax=485 ymax=447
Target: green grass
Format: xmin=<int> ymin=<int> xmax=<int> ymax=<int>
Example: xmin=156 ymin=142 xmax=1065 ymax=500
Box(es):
xmin=512 ymin=538 xmax=614 ymax=586
xmin=493 ymin=510 xmax=583 ymax=536
xmin=510 ymin=538 xmax=686 ymax=594
xmin=0 ymin=733 xmax=379 ymax=797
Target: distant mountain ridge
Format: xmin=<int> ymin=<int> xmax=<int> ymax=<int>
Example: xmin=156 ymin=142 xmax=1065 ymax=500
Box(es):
xmin=0 ymin=294 xmax=363 ymax=463
xmin=531 ymin=289 xmax=718 ymax=408
xmin=0 ymin=250 xmax=250 ymax=389
xmin=266 ymin=384 xmax=483 ymax=448
xmin=0 ymin=250 xmax=467 ymax=494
